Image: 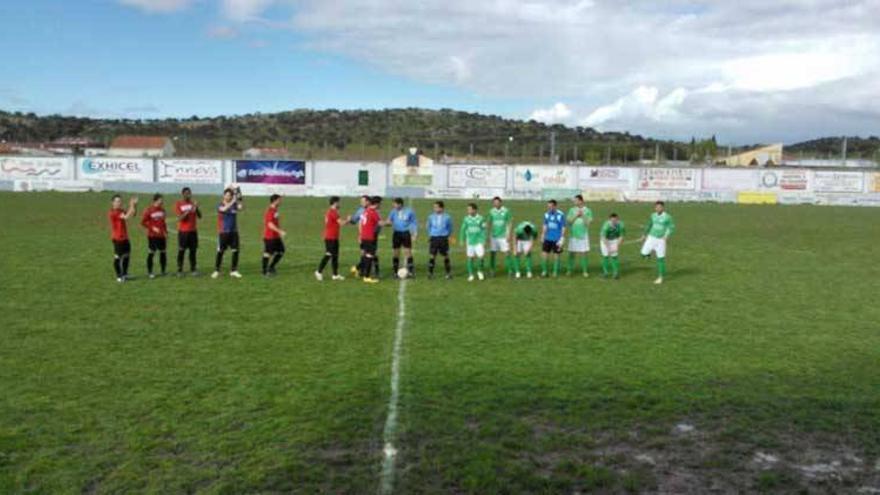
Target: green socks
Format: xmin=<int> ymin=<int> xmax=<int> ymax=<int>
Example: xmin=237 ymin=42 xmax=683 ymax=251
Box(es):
xmin=553 ymin=257 xmax=560 ymax=276
xmin=466 ymin=258 xmax=474 ymax=276
xmin=489 ymin=252 xmax=497 ymax=272
xmin=525 ymin=254 xmax=533 ymax=274
xmin=602 ymin=256 xmax=610 ymax=276
xmin=580 ymin=255 xmax=588 ymax=275
xmin=567 ymin=252 xmax=575 ymax=274
xmin=657 ymin=258 xmax=666 ymax=277
xmin=511 ymin=256 xmax=520 ymax=273
xmin=611 ymin=256 xmax=620 ymax=277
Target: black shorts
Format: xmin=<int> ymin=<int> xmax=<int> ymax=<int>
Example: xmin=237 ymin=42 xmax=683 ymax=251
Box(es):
xmin=263 ymin=238 xmax=285 ymax=254
xmin=360 ymin=240 xmax=377 ymax=256
xmin=148 ymin=237 xmax=167 ymax=252
xmin=542 ymin=239 xmax=562 ymax=254
xmin=324 ymin=239 xmax=339 ymax=256
xmin=429 ymin=236 xmax=450 ymax=256
xmin=218 ymin=232 xmax=240 ymax=251
xmin=392 ymin=231 xmax=412 ymax=249
xmin=178 ymin=231 xmax=198 ymax=251
xmin=112 ymin=240 xmax=131 ymax=257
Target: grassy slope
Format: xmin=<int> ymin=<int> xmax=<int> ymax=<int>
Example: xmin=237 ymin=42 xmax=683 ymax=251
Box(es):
xmin=1 ymin=193 xmax=878 ymax=493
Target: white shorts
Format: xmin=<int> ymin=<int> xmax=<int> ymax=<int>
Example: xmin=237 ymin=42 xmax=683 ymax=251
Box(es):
xmin=569 ymin=236 xmax=590 ymax=253
xmin=516 ymin=240 xmax=533 ymax=254
xmin=600 ymin=238 xmax=621 ymax=257
xmin=466 ymin=243 xmax=485 ymax=258
xmin=490 ymin=237 xmax=510 ymax=253
xmin=640 ymin=236 xmax=666 ymax=258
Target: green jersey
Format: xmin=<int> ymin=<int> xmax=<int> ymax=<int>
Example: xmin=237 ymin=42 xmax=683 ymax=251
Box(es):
xmin=460 ymin=214 xmax=487 ymax=246
xmin=600 ymin=220 xmax=625 ymax=240
xmin=488 ymin=206 xmax=512 ymax=238
xmin=514 ymin=221 xmax=538 ymax=240
xmin=567 ymin=206 xmax=593 ymax=239
xmin=644 ymin=212 xmax=674 ymax=238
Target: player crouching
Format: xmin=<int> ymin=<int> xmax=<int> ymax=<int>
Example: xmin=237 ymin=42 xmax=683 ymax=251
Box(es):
xmin=513 ymin=220 xmax=537 ymax=278
xmin=261 ymin=194 xmax=286 ymax=277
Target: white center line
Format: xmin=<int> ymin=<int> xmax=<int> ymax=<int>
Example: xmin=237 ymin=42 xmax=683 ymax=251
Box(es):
xmin=379 ymin=279 xmax=407 ymax=495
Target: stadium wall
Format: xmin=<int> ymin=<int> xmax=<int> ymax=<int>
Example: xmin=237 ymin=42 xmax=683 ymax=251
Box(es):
xmin=2 ymin=155 xmax=880 ymax=207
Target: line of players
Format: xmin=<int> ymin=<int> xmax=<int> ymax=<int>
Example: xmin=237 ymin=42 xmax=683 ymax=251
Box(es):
xmin=314 ymin=194 xmax=675 ymax=284
xmin=108 ymin=188 xmax=674 ymax=284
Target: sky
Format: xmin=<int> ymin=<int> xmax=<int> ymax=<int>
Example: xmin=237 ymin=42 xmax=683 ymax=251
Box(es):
xmin=1 ymin=0 xmax=878 ymax=144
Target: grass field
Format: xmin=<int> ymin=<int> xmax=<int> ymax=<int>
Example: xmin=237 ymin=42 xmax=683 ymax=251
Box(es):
xmin=1 ymin=191 xmax=878 ymax=494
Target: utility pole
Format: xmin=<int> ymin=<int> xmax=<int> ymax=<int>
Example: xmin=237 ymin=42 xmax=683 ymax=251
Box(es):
xmin=842 ymin=136 xmax=848 ymax=166
xmin=605 ymin=145 xmax=611 ymax=165
xmin=549 ymin=131 xmax=557 ymax=164
xmin=655 ymin=143 xmax=660 ymax=164
xmin=469 ymin=142 xmax=474 ymax=159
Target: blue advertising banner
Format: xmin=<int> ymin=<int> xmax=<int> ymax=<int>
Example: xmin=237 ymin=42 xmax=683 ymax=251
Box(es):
xmin=235 ymin=160 xmax=305 ymax=185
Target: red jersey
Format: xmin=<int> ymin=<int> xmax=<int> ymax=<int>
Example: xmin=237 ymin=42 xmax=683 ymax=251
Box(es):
xmin=359 ymin=207 xmax=380 ymax=242
xmin=263 ymin=205 xmax=281 ymax=240
xmin=323 ymin=207 xmax=340 ymax=240
xmin=108 ymin=208 xmax=128 ymax=241
xmin=141 ymin=205 xmax=168 ymax=239
xmin=175 ymin=200 xmax=198 ymax=232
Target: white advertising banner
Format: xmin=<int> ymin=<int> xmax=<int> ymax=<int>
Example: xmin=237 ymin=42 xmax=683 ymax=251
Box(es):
xmin=759 ymin=170 xmax=809 ymax=191
xmin=701 ymin=169 xmax=759 ymax=191
xmin=578 ymin=167 xmax=635 ymax=189
xmin=448 ymin=165 xmax=507 ymax=188
xmin=157 ymin=159 xmax=222 ymax=184
xmin=513 ymin=166 xmax=576 ymax=191
xmin=77 ymin=157 xmax=153 ymax=182
xmin=0 ymin=156 xmax=73 ymax=180
xmin=812 ymin=171 xmax=864 ymax=193
xmin=637 ymin=168 xmax=697 ymax=190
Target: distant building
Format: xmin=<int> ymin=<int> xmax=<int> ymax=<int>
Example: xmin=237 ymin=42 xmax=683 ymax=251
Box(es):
xmin=108 ymin=136 xmax=175 ymax=158
xmin=717 ymin=144 xmax=783 ymax=167
xmin=243 ymin=147 xmax=289 ymax=158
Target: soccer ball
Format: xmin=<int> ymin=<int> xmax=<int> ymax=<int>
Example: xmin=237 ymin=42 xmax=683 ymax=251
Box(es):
xmin=397 ymin=267 xmax=409 ymax=279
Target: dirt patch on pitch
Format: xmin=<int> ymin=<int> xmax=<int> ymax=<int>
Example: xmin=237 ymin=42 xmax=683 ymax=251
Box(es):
xmin=522 ymin=417 xmax=880 ymax=493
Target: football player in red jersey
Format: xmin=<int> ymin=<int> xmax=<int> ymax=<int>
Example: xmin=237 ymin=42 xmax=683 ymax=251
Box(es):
xmin=315 ymin=196 xmax=347 ymax=281
xmin=108 ymin=194 xmax=138 ymax=282
xmin=140 ymin=193 xmax=168 ymax=278
xmin=261 ymin=194 xmax=287 ymax=276
xmin=359 ymin=196 xmax=382 ymax=284
xmin=174 ymin=187 xmax=202 ymax=276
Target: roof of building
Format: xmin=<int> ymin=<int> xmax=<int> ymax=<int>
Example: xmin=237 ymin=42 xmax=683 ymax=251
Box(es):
xmin=109 ymin=136 xmax=170 ymax=149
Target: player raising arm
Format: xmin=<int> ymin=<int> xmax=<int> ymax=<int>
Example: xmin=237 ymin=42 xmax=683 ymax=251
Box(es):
xmin=175 ymin=187 xmax=201 ymax=276
xmin=637 ymin=201 xmax=675 ymax=284
xmin=425 ymin=201 xmax=453 ymax=280
xmin=540 ymin=199 xmax=566 ymax=278
xmin=567 ymin=194 xmax=593 ymax=277
xmin=315 ymin=196 xmax=347 ymax=281
xmin=140 ymin=193 xmax=168 ymax=279
xmin=599 ymin=213 xmax=625 ymax=279
xmin=108 ymin=194 xmax=138 ymax=282
xmin=460 ymin=202 xmax=487 ymax=281
xmin=261 ymin=194 xmax=286 ymax=277
xmin=212 ymin=188 xmax=244 ymax=279
xmin=487 ymin=196 xmax=513 ymax=277
xmin=387 ymin=197 xmax=417 ymax=279
xmin=513 ymin=220 xmax=538 ymax=279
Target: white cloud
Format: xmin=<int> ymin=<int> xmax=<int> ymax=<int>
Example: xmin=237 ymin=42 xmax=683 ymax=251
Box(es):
xmin=281 ymin=0 xmax=880 ymax=142
xmin=529 ymin=103 xmax=573 ymax=124
xmin=117 ymin=0 xmax=193 ymax=13
xmin=221 ymin=0 xmax=275 ymax=21
xmin=115 ymin=0 xmax=880 ymax=142
xmin=206 ymin=25 xmax=239 ymax=39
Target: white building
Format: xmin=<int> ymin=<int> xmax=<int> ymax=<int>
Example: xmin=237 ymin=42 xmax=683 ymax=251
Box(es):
xmin=108 ymin=136 xmax=175 ymax=158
